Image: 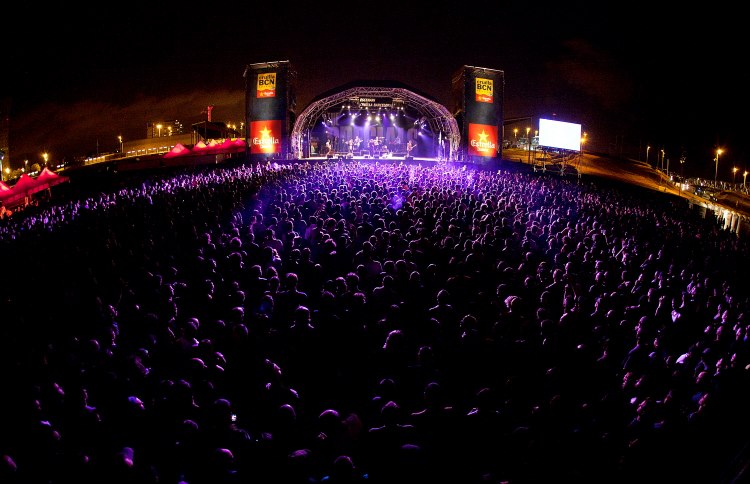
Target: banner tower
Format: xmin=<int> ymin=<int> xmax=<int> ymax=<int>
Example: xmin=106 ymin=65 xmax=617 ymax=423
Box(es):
xmin=451 ymin=66 xmax=504 ymax=165
xmin=243 ymin=60 xmax=297 ymax=161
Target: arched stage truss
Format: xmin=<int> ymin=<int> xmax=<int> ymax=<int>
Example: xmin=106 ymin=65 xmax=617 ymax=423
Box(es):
xmin=290 ymin=84 xmax=460 ymax=161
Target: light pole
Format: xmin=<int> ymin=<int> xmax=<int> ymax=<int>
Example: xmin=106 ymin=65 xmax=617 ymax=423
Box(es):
xmin=646 ymin=145 xmax=650 ymax=167
xmin=526 ymin=127 xmax=531 ymax=164
xmin=118 ymin=135 xmax=123 ymax=153
xmin=744 ymin=171 xmax=748 ymax=191
xmin=156 ymin=124 xmax=163 ymax=138
xmin=42 ymin=152 xmax=49 ymax=167
xmin=660 ymin=149 xmax=665 ymax=172
xmin=733 ymin=167 xmax=739 ymax=186
xmin=580 ymin=133 xmax=587 ymax=167
xmin=513 ymin=128 xmax=518 ymax=144
xmin=680 ymin=155 xmax=685 ymax=179
xmin=679 ymin=156 xmax=686 ymax=195
xmin=715 ymin=149 xmax=723 ymax=186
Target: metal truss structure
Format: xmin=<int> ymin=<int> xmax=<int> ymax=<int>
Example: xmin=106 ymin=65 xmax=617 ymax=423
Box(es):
xmin=290 ymin=85 xmax=460 ymax=160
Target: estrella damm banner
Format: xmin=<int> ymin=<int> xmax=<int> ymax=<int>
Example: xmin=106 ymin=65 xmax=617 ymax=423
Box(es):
xmin=250 ymin=121 xmax=281 ymax=154
xmin=257 ymin=73 xmax=276 ymax=98
xmin=475 ymin=78 xmax=493 ymax=103
xmin=468 ymin=123 xmax=498 ymax=157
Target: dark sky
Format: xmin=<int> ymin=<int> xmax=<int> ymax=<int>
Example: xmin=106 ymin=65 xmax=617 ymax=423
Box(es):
xmin=5 ymin=4 xmax=746 ymax=180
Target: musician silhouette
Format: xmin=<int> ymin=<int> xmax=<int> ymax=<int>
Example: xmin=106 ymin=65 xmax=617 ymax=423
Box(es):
xmin=369 ymin=137 xmax=379 ymax=157
xmin=406 ymin=139 xmax=416 ymax=158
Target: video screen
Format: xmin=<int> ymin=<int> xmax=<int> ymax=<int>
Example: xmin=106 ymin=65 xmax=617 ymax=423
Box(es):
xmin=538 ymin=118 xmax=582 ymax=151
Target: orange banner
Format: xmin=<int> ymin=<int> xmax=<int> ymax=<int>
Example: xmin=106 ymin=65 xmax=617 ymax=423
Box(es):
xmin=475 ymin=78 xmax=493 ymax=103
xmin=257 ymin=72 xmax=277 ymax=98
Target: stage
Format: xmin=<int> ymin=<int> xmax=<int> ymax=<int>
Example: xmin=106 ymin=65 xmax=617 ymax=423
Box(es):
xmin=304 ymin=153 xmax=438 ymax=164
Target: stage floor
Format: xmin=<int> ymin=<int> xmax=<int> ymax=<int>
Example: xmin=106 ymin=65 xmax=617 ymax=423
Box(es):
xmin=304 ymin=155 xmax=441 ymax=164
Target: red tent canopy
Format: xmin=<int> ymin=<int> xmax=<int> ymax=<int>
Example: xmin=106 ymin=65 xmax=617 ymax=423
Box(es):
xmin=31 ymin=167 xmax=69 ymax=193
xmin=37 ymin=167 xmax=65 ymax=184
xmin=0 ymin=173 xmax=37 ymax=206
xmin=164 ymin=143 xmax=192 ymax=158
xmin=0 ymin=169 xmax=71 ymax=206
xmin=11 ymin=173 xmax=37 ymax=193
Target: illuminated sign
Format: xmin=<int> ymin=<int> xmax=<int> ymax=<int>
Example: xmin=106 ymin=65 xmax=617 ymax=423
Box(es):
xmin=250 ymin=121 xmax=281 ymax=154
xmin=475 ymin=78 xmax=493 ymax=103
xmin=468 ymin=123 xmax=498 ymax=157
xmin=257 ymin=73 xmax=277 ymax=98
xmin=357 ymin=97 xmax=393 ymax=108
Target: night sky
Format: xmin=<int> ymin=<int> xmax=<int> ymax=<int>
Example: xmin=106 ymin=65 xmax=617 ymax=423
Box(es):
xmin=5 ymin=4 xmax=746 ymax=180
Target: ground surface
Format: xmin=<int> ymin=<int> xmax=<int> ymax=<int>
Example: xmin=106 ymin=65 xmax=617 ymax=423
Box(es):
xmin=503 ymin=148 xmax=750 ymax=220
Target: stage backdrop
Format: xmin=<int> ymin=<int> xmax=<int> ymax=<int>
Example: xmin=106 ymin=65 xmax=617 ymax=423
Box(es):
xmin=451 ymin=66 xmax=504 ymax=165
xmin=244 ymin=60 xmax=297 ymax=161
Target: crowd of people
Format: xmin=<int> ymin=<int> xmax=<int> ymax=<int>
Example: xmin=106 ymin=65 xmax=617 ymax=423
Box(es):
xmin=1 ymin=158 xmax=750 ymax=483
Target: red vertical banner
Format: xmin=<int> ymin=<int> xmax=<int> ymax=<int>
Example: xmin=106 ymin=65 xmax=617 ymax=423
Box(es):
xmin=468 ymin=123 xmax=498 ymax=157
xmin=250 ymin=120 xmax=282 ymax=154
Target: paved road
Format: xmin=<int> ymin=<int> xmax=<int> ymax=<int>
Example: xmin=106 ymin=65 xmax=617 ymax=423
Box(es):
xmin=504 ymin=148 xmax=750 ymax=220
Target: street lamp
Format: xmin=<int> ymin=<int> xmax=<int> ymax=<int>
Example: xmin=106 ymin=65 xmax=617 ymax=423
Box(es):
xmin=660 ymin=149 xmax=665 ymax=171
xmin=118 ymin=135 xmax=123 ymax=153
xmin=744 ymin=171 xmax=748 ymax=191
xmin=646 ymin=145 xmax=650 ymax=167
xmin=680 ymin=155 xmax=685 ymax=178
xmin=733 ymin=167 xmax=739 ymax=185
xmin=42 ymin=152 xmax=49 ymax=167
xmin=526 ymin=127 xmax=531 ymax=164
xmin=715 ymin=148 xmax=723 ymax=186
xmin=156 ymin=124 xmax=163 ymax=138
xmin=679 ymin=156 xmax=686 ymax=194
xmin=513 ymin=128 xmax=518 ymax=143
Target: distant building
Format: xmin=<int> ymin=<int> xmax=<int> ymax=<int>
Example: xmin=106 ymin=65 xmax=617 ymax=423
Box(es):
xmin=192 ymin=120 xmax=241 ymax=142
xmin=120 ymin=133 xmax=197 ymax=159
xmin=147 ymin=120 xmax=185 ymax=138
xmin=82 ymin=118 xmax=243 ymax=167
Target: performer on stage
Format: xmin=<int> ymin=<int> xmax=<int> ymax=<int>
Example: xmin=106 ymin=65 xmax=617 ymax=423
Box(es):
xmin=406 ymin=139 xmax=416 ymax=158
xmin=369 ymin=137 xmax=379 ymax=157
